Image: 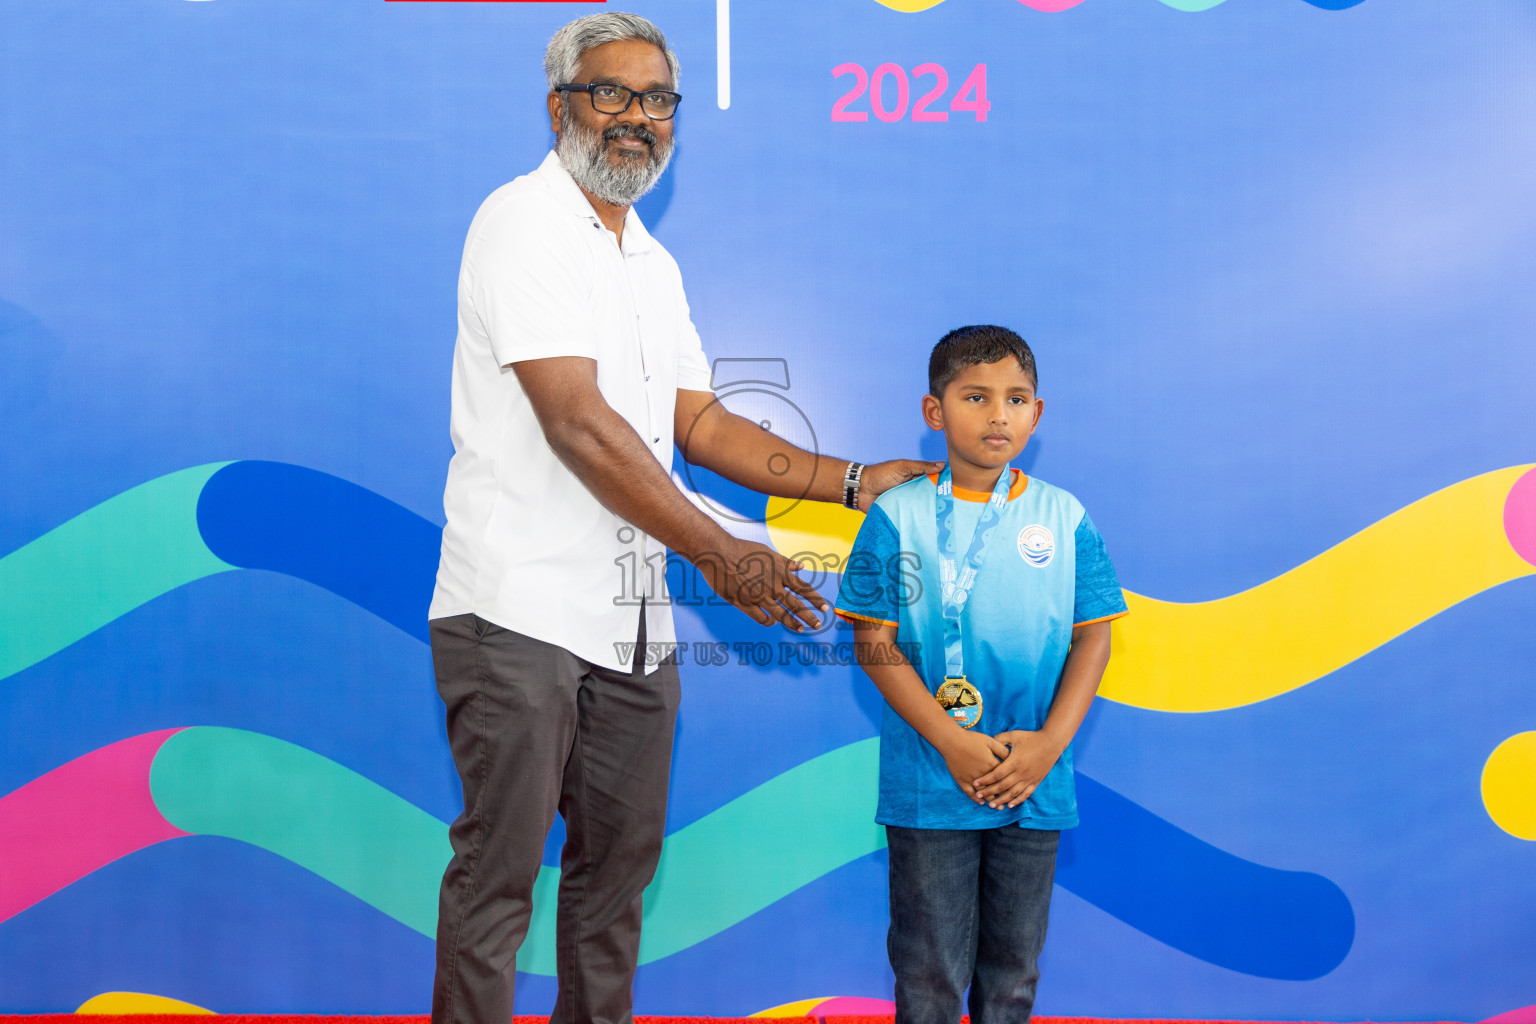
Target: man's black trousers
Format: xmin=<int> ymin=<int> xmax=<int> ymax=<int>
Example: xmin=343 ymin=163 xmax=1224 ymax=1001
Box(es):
xmin=428 ymin=611 xmax=680 ymax=1024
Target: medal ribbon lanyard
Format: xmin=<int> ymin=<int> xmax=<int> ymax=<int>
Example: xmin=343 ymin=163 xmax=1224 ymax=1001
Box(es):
xmin=935 ymin=464 xmax=1013 ymax=683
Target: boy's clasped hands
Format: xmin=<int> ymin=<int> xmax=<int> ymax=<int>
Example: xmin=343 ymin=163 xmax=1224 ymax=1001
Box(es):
xmin=938 ymin=727 xmax=1065 ymax=810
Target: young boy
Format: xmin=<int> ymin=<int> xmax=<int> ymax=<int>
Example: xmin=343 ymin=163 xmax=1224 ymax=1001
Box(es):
xmin=835 ymin=325 xmax=1128 ymax=1024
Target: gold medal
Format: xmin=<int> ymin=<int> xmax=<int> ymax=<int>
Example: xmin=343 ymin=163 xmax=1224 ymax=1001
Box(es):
xmin=935 ymin=676 xmax=983 ymax=730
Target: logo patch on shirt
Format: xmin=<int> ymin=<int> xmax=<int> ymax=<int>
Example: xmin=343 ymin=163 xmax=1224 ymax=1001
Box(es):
xmin=1018 ymin=525 xmax=1054 ymax=567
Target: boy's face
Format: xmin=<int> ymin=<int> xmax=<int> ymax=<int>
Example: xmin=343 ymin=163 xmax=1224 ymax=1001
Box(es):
xmin=922 ymin=357 xmax=1043 ymax=480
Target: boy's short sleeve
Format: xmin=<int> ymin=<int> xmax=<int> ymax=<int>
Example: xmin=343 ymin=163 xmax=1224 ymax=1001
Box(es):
xmin=1073 ymin=512 xmax=1130 ymax=626
xmin=834 ymin=504 xmax=903 ymax=628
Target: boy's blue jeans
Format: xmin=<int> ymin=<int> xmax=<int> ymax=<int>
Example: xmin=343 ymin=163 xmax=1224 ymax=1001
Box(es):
xmin=886 ymin=824 xmax=1060 ymax=1024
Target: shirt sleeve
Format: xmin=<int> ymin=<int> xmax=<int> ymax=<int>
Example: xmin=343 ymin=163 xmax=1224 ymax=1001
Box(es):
xmin=834 ymin=503 xmax=904 ymax=628
xmin=1073 ymin=512 xmax=1130 ymax=626
xmin=674 ymin=288 xmax=713 ymax=393
xmin=464 ymin=198 xmax=599 ymax=368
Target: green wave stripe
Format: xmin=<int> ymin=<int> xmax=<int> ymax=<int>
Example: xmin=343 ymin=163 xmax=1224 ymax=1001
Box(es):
xmin=149 ymin=727 xmax=883 ymax=974
xmin=0 ymin=464 xmax=234 ymax=682
xmin=150 ymin=726 xmax=448 ymax=934
xmin=636 ymin=735 xmax=882 ymax=965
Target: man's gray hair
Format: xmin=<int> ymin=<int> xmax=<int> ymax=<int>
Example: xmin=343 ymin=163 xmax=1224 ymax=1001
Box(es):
xmin=544 ymin=12 xmax=681 ymax=92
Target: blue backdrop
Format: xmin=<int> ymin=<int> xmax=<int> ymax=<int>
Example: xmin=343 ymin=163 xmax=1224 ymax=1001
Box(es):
xmin=3 ymin=0 xmax=1535 ymax=1019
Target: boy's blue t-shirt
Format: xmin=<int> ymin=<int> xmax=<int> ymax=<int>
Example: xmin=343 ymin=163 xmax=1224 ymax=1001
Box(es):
xmin=834 ymin=469 xmax=1128 ymax=831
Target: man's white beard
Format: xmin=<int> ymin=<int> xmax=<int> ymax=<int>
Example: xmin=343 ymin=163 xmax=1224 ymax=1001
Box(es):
xmin=557 ymin=116 xmax=673 ymax=208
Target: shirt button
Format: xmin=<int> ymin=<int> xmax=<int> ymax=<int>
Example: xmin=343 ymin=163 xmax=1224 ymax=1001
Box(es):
xmin=653 ymin=437 xmax=661 ymax=444
xmin=645 ymin=375 xmax=651 ymax=382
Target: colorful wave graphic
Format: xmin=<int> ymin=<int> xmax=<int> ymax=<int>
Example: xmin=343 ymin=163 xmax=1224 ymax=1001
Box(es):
xmin=766 ymin=464 xmax=1536 ymax=713
xmin=1 ymin=460 xmax=441 ymax=681
xmin=754 ymin=997 xmax=897 ymax=1017
xmin=9 ymin=456 xmax=1533 ymax=976
xmin=1 ymin=726 xmax=1352 ymax=980
xmin=8 ymin=462 xmax=1534 ymax=716
xmin=6 ymin=455 xmax=1533 ymax=978
xmin=872 ymin=0 xmax=1366 ymax=11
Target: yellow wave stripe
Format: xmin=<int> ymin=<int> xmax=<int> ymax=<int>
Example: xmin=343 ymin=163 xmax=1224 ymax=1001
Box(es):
xmin=752 ymin=999 xmax=833 ymax=1018
xmin=765 ymin=465 xmax=1536 ymax=713
xmin=1104 ymin=465 xmax=1534 ymax=711
xmin=77 ymin=993 xmax=214 ymax=1015
xmin=872 ymin=0 xmax=949 ymax=10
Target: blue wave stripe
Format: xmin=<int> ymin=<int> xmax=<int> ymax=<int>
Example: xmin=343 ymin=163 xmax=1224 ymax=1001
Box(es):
xmin=196 ymin=461 xmax=442 ymax=643
xmin=1062 ymin=775 xmax=1355 ymax=980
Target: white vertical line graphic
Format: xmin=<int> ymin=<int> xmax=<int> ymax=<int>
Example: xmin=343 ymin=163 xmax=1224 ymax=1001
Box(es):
xmin=716 ymin=0 xmax=731 ymax=110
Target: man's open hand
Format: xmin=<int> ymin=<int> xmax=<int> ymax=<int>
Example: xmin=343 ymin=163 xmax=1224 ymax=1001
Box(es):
xmin=973 ymin=730 xmax=1063 ymax=809
xmin=692 ymin=536 xmax=829 ymax=631
xmin=858 ymin=459 xmax=946 ymax=511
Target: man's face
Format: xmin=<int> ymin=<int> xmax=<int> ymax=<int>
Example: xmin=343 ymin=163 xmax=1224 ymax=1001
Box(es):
xmin=550 ymin=39 xmax=676 ymax=207
xmin=921 ymin=358 xmax=1043 ymax=479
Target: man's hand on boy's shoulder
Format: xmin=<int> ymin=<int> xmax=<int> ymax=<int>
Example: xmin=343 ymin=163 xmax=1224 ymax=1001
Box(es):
xmin=858 ymin=460 xmax=946 ymax=511
xmin=935 ymin=728 xmax=1011 ymax=804
xmin=973 ymin=730 xmax=1065 ymax=810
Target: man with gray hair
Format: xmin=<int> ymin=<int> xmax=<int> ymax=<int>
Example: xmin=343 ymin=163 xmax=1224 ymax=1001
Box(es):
xmin=427 ymin=13 xmax=937 ymax=1024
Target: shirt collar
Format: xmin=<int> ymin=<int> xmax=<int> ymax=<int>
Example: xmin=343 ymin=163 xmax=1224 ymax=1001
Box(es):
xmin=535 ymin=149 xmax=656 ymax=255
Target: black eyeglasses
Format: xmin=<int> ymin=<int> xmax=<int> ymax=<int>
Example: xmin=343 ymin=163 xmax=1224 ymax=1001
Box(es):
xmin=557 ymin=83 xmax=682 ymax=121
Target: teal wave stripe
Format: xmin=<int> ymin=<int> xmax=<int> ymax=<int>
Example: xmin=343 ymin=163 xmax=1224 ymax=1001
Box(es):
xmin=148 ymin=726 xmax=883 ymax=975
xmin=0 ymin=464 xmax=235 ymax=681
xmin=638 ymin=735 xmax=882 ymax=965
xmin=150 ymin=726 xmax=449 ymax=934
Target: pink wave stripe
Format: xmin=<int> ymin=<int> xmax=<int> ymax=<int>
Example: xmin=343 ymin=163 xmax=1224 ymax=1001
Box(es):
xmin=1481 ymin=1006 xmax=1536 ymax=1024
xmin=0 ymin=728 xmax=189 ymax=923
xmin=812 ymin=998 xmax=897 ymax=1017
xmin=1505 ymin=467 xmax=1536 ymax=567
xmin=1015 ymin=0 xmax=1091 ymax=10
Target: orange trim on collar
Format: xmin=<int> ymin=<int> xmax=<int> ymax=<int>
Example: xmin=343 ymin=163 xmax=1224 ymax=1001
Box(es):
xmin=925 ymin=468 xmax=1028 ymax=503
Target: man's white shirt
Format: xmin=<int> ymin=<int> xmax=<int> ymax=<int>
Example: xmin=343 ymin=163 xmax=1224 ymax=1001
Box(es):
xmin=429 ymin=150 xmax=712 ymax=673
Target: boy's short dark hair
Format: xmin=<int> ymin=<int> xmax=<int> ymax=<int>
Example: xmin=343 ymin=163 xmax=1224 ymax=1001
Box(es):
xmin=928 ymin=325 xmax=1038 ymax=397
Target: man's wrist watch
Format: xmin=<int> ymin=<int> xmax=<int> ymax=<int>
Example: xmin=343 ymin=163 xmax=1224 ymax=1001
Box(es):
xmin=842 ymin=461 xmax=866 ymax=509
